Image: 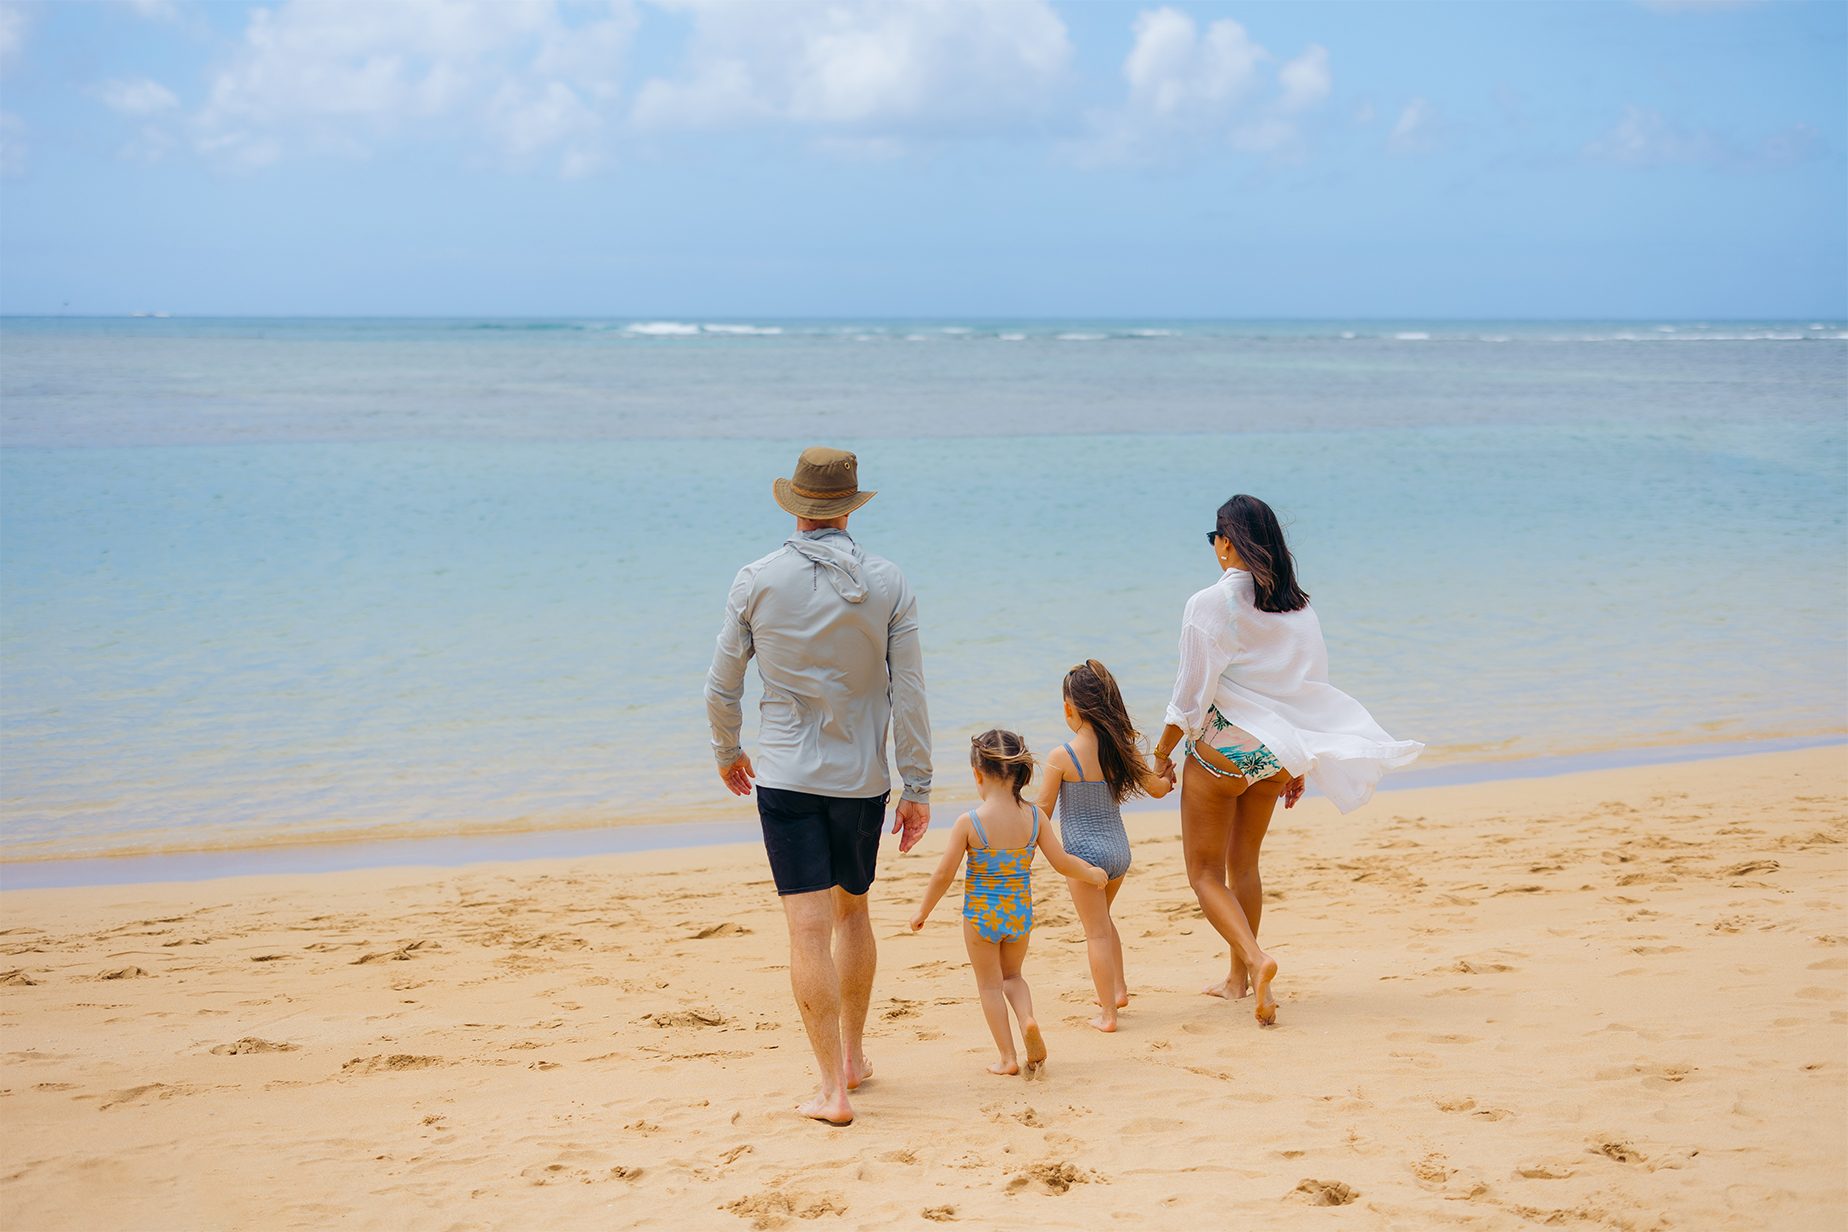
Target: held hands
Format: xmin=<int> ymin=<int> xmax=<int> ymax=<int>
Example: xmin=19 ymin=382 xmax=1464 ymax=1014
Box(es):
xmin=719 ymin=753 xmax=756 ymax=797
xmin=1081 ymin=861 xmax=1108 ymax=888
xmin=893 ymin=798 xmax=930 ymax=853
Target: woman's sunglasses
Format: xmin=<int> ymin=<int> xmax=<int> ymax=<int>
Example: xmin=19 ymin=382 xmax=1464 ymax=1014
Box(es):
xmin=1205 ymin=531 xmax=1224 ymax=546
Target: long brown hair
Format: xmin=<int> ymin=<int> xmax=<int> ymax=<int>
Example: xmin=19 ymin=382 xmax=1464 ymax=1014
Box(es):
xmin=970 ymin=729 xmax=1035 ymax=801
xmin=1215 ymin=494 xmax=1309 ymax=613
xmin=1063 ymin=659 xmax=1153 ymax=804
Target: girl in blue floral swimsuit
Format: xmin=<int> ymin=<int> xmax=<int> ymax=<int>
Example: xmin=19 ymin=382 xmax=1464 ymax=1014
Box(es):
xmin=911 ymin=730 xmax=1107 ymax=1077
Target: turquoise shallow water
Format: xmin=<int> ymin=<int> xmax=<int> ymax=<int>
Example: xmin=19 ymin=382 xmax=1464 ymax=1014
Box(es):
xmin=2 ymin=319 xmax=1843 ymax=859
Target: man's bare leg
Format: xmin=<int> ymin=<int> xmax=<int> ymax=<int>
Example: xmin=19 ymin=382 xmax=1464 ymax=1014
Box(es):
xmin=832 ymin=886 xmax=876 ymax=1088
xmin=784 ymin=890 xmax=855 ymax=1124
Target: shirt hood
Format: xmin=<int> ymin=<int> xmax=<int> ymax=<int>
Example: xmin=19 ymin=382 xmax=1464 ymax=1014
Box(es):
xmin=787 ymin=529 xmax=868 ymax=603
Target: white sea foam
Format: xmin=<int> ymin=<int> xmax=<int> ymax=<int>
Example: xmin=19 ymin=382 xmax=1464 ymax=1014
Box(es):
xmin=1340 ymin=331 xmax=1357 ymax=339
xmin=998 ymin=333 xmax=1026 ymax=341
xmin=626 ymin=322 xmax=701 ymax=336
xmin=1129 ymin=329 xmax=1177 ymax=337
xmin=1395 ymin=332 xmax=1432 ymax=341
xmin=1056 ymin=333 xmax=1107 ymax=341
xmin=940 ymin=326 xmax=971 ymax=334
xmin=701 ymin=324 xmax=783 ymax=336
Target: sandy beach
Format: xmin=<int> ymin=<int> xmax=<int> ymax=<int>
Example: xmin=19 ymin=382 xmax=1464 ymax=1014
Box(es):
xmin=1 ymin=745 xmax=1842 ymax=1230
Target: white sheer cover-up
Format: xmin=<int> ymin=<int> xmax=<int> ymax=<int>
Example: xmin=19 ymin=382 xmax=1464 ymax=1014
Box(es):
xmin=1163 ymin=568 xmax=1422 ymax=813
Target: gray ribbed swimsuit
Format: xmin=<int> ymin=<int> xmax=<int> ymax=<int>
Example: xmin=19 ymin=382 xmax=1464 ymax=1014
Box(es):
xmin=1057 ymin=742 xmax=1132 ymax=882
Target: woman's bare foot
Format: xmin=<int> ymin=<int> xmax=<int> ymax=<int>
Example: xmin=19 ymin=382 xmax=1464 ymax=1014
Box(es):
xmin=797 ymin=1088 xmax=854 ymax=1126
xmin=987 ymin=1057 xmax=1020 ymax=1076
xmin=1087 ymin=1012 xmax=1117 ymax=1033
xmin=1203 ymin=962 xmax=1252 ymax=1000
xmin=846 ymin=1055 xmax=873 ymax=1090
xmin=1023 ymin=1022 xmax=1048 ymax=1076
xmin=1252 ymin=954 xmax=1279 ymax=1026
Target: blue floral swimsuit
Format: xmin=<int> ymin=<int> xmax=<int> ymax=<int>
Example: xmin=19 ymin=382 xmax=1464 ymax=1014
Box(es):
xmin=962 ymin=806 xmax=1038 ymax=943
xmin=1192 ymin=706 xmax=1285 ymax=781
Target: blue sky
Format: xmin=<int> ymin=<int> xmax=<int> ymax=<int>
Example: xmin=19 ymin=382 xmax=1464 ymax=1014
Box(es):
xmin=0 ymin=0 xmax=1842 ymax=318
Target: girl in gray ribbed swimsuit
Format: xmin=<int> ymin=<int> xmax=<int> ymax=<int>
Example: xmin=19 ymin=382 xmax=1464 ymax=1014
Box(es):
xmin=1035 ymin=660 xmax=1173 ymax=1032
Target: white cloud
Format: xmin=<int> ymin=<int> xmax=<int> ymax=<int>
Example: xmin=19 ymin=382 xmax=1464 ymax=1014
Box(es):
xmin=629 ymin=0 xmax=1072 ymax=140
xmin=0 ymin=4 xmax=30 ymax=75
xmin=1387 ymin=97 xmax=1441 ymax=154
xmin=189 ymin=0 xmax=635 ymax=173
xmin=1583 ymin=104 xmax=1822 ymax=171
xmin=1075 ymin=8 xmax=1332 ymax=166
xmin=99 ymin=77 xmax=181 ymax=116
xmin=1276 ymin=44 xmax=1329 ymax=114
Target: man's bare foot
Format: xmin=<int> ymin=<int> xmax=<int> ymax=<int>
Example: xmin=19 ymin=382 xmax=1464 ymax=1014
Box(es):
xmin=1252 ymin=954 xmax=1279 ymax=1026
xmin=987 ymin=1057 xmax=1020 ymax=1075
xmin=1088 ymin=1012 xmax=1117 ymax=1033
xmin=1023 ymin=1022 xmax=1048 ymax=1076
xmin=796 ymin=1087 xmax=853 ymax=1126
xmin=846 ymin=1055 xmax=873 ymax=1090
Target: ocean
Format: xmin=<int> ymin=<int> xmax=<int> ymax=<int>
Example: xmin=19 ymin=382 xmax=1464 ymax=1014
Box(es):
xmin=2 ymin=317 xmax=1843 ymax=865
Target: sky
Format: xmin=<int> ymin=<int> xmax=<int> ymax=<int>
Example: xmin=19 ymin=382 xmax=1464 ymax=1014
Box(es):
xmin=0 ymin=0 xmax=1842 ymax=319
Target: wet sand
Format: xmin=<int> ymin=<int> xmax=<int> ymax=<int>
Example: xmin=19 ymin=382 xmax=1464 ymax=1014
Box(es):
xmin=1 ymin=746 xmax=1843 ymax=1230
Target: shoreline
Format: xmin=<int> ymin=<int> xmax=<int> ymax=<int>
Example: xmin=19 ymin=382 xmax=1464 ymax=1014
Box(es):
xmin=2 ymin=733 xmax=1840 ymax=893
xmin=0 ymin=746 xmax=1840 ymax=1229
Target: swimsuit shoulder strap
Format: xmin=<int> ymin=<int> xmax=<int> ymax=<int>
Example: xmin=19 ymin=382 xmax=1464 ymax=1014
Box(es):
xmin=1062 ymin=742 xmax=1086 ymax=781
xmin=1029 ymin=803 xmax=1040 ymax=846
xmin=966 ymin=810 xmax=990 ymax=849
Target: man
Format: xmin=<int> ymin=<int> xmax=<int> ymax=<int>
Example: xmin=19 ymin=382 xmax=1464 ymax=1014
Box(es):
xmin=705 ymin=446 xmax=931 ymax=1127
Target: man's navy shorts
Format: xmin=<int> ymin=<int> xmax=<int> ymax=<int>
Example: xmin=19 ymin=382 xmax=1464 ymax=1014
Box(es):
xmin=756 ymin=786 xmax=890 ymax=896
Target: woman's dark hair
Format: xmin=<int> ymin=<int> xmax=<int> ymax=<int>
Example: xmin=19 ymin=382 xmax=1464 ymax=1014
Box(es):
xmin=970 ymin=729 xmax=1035 ymax=801
xmin=1063 ymin=659 xmax=1153 ymax=804
xmin=1215 ymin=494 xmax=1309 ymax=613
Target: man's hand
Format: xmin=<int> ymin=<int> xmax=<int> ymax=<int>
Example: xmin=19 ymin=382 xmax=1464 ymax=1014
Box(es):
xmin=1283 ymin=775 xmax=1306 ymax=809
xmin=719 ymin=753 xmax=756 ymax=797
xmin=893 ymin=799 xmax=930 ymax=853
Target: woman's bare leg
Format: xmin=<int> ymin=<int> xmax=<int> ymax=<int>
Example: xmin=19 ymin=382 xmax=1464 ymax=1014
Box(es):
xmin=1211 ymin=774 xmax=1285 ymax=998
xmin=1067 ymin=875 xmax=1125 ymax=1031
xmin=1181 ymin=756 xmax=1279 ymax=1024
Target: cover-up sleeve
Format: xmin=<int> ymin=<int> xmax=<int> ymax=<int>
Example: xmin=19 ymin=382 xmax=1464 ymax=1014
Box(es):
xmin=886 ymin=576 xmax=932 ymax=803
xmin=704 ymin=568 xmax=754 ymax=766
xmin=1163 ymin=584 xmax=1239 ymax=741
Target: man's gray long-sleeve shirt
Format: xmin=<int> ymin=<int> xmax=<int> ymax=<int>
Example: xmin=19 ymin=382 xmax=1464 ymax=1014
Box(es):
xmin=705 ymin=529 xmax=931 ymax=803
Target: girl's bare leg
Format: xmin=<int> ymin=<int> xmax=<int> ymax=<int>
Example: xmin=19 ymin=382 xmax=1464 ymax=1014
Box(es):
xmin=1067 ymin=876 xmax=1124 ymax=1031
xmin=1104 ymin=876 xmax=1128 ymax=1008
xmin=1181 ymin=757 xmax=1280 ymax=1025
xmin=963 ymin=922 xmax=1018 ymax=1074
xmin=998 ymin=935 xmax=1046 ymax=1074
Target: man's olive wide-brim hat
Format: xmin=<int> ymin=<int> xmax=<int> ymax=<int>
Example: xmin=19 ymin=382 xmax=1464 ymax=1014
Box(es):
xmin=772 ymin=446 xmax=878 ymax=519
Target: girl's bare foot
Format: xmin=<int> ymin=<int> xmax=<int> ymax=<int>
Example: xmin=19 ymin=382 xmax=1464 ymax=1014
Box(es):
xmin=797 ymin=1088 xmax=854 ymax=1126
xmin=1088 ymin=1012 xmax=1117 ymax=1033
xmin=987 ymin=1057 xmax=1020 ymax=1076
xmin=1252 ymin=954 xmax=1279 ymax=1025
xmin=1093 ymin=992 xmax=1131 ymax=1009
xmin=847 ymin=1055 xmax=873 ymax=1090
xmin=1023 ymin=1022 xmax=1048 ymax=1076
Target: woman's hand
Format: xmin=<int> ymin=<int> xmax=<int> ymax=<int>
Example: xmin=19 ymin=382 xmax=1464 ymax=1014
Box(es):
xmin=1283 ymin=776 xmax=1306 ymax=808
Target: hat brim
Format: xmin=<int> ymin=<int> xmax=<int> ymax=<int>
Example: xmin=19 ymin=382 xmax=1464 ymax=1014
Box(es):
xmin=773 ymin=478 xmax=877 ymax=519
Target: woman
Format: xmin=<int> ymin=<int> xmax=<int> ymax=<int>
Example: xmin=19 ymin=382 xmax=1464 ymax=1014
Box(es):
xmin=1151 ymin=495 xmax=1422 ymax=1025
